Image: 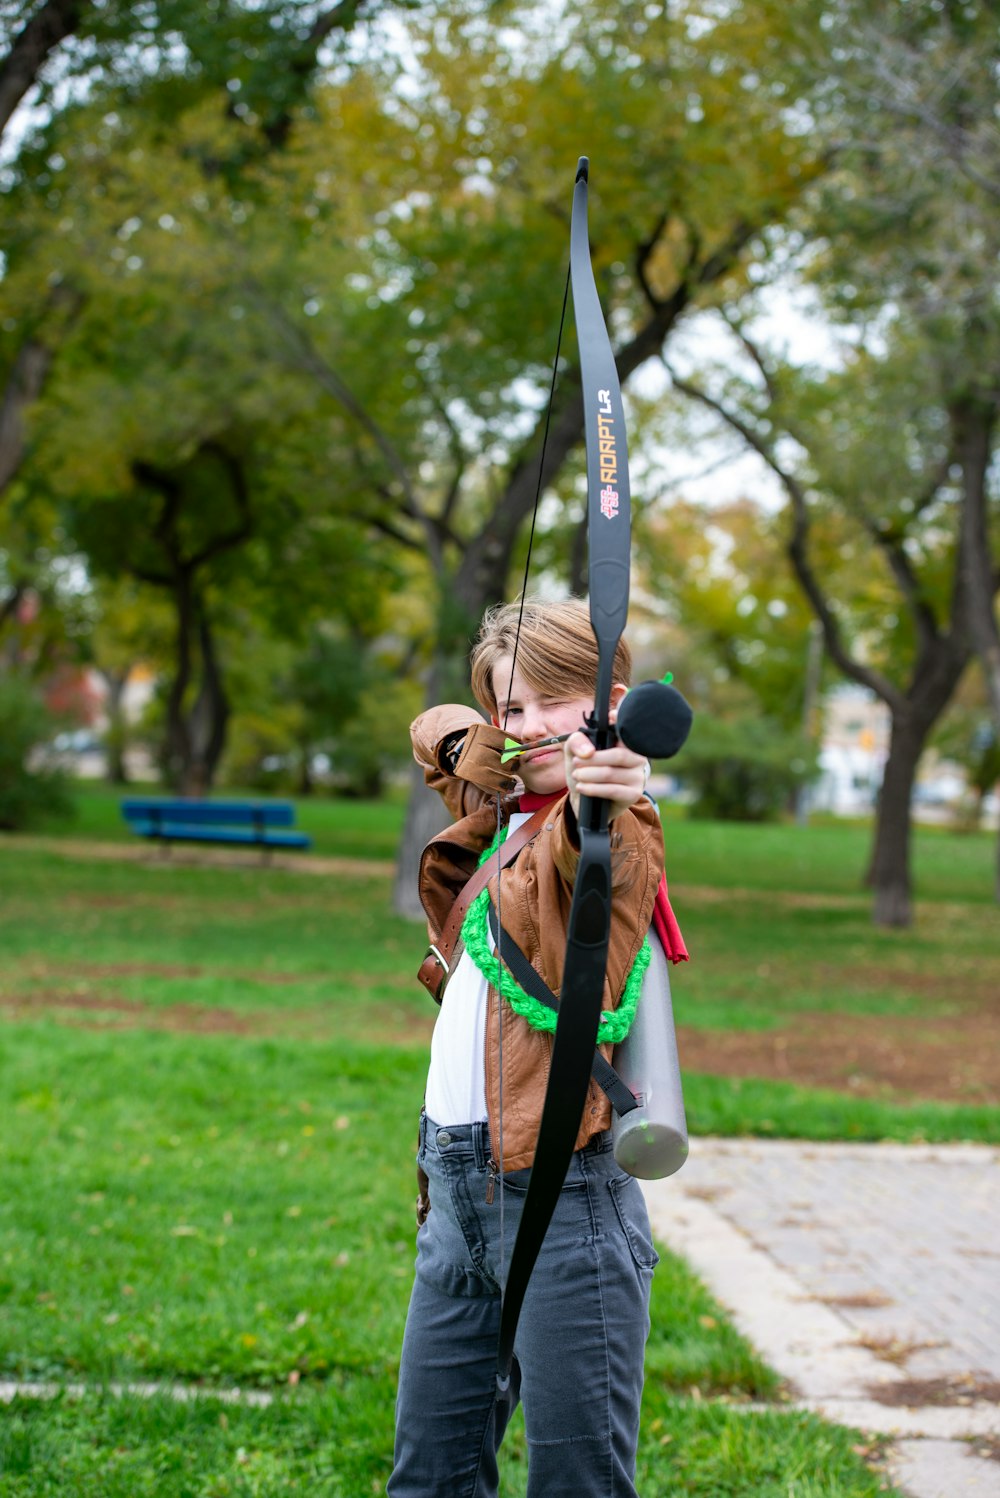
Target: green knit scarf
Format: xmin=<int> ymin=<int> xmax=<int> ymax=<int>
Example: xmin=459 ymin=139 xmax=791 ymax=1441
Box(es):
xmin=460 ymin=822 xmax=650 ymax=1044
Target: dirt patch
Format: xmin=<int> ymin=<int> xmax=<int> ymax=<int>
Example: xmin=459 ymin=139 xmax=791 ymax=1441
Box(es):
xmin=5 ymin=834 xmax=392 ymax=879
xmin=57 ymin=961 xmax=325 ymax=986
xmin=4 ymin=979 xmax=1000 ymax=1101
xmin=816 ymin=1291 xmax=895 ymax=1310
xmin=69 ymin=961 xmax=208 ymax=980
xmin=857 ymin=1335 xmax=943 ymax=1365
xmin=0 ymin=987 xmax=435 ymax=1045
xmin=867 ymin=1375 xmax=1000 ymax=1407
xmin=1 ymin=989 xmax=285 ymax=1035
xmin=676 ymin=1007 xmax=1000 ymax=1104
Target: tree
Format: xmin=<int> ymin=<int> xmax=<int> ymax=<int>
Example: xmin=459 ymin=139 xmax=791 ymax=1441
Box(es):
xmin=0 ymin=0 xmax=407 ymax=510
xmin=0 ymin=674 xmax=72 ymax=829
xmin=0 ymin=0 xmax=391 ymax=145
xmin=5 ymin=0 xmax=831 ymax=849
xmin=667 ymin=323 xmax=976 ymax=926
xmin=638 ymin=495 xmax=823 ymax=733
xmin=784 ymin=0 xmax=1000 ymax=901
xmin=225 ymin=0 xmax=830 ymax=911
xmin=2 ymin=75 xmax=412 ymax=790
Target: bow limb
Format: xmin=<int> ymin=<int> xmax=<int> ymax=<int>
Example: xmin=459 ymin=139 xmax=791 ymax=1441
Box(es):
xmin=497 ymin=158 xmax=632 ymax=1388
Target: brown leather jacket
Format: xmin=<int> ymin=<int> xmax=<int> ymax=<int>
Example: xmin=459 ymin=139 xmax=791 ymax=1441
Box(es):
xmin=412 ymin=704 xmax=664 ymax=1172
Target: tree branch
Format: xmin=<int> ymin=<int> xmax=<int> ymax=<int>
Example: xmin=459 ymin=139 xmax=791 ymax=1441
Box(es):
xmin=246 ymin=283 xmax=421 ymax=516
xmin=665 ymin=362 xmax=905 ymax=711
xmin=261 ymin=0 xmax=374 ymax=148
xmin=0 ymin=0 xmax=91 ymax=140
xmin=452 ymin=215 xmax=762 ymax=619
xmin=0 ymin=284 xmax=83 ymax=495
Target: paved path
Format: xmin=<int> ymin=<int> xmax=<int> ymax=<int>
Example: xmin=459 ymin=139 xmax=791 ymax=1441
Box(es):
xmin=644 ymin=1138 xmax=1000 ymax=1498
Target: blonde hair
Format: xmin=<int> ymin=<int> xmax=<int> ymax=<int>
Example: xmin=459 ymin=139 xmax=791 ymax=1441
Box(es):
xmin=470 ymin=597 xmax=632 ymax=718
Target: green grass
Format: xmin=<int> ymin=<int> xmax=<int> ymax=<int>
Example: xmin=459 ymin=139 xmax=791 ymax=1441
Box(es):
xmin=661 ymin=810 xmax=998 ymax=904
xmin=0 ymin=1019 xmax=771 ymax=1397
xmin=683 ymin=1072 xmax=1000 ymax=1142
xmin=3 ymin=1018 xmax=896 ymax=1497
xmin=42 ymin=780 xmax=999 ymax=903
xmin=5 ymin=803 xmax=998 ymax=1137
xmin=674 ymin=883 xmax=999 ymax=1028
xmin=1 ymin=1026 xmax=423 ymax=1384
xmin=4 ymin=788 xmax=991 ymax=1494
xmin=0 ymin=1388 xmax=896 ymax=1497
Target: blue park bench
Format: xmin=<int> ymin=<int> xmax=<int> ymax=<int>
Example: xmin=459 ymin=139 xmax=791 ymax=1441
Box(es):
xmin=121 ymin=798 xmax=312 ymax=853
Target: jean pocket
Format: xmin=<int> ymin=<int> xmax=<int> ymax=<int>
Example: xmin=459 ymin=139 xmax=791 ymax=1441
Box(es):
xmin=494 ymin=1166 xmax=533 ymax=1197
xmin=500 ymin=1167 xmax=588 ymax=1199
xmin=608 ymin=1176 xmax=660 ymax=1272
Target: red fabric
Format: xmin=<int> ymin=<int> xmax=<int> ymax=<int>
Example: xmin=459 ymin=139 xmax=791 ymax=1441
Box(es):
xmin=518 ymin=790 xmax=565 ymax=812
xmin=517 ymin=791 xmax=689 ymax=963
xmin=653 ymin=871 xmax=689 ymax=964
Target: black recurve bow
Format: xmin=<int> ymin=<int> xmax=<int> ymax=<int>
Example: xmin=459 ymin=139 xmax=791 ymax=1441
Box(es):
xmin=496 ymin=156 xmax=633 ymax=1392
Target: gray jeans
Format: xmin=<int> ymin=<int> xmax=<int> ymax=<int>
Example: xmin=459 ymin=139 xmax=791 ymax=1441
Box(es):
xmin=388 ymin=1113 xmax=658 ymax=1498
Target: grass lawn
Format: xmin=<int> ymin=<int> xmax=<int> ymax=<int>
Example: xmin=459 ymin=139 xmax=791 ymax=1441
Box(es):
xmin=0 ymin=1004 xmax=897 ymax=1495
xmin=4 ymin=786 xmax=995 ymax=1493
xmin=41 ymin=778 xmax=999 ymax=902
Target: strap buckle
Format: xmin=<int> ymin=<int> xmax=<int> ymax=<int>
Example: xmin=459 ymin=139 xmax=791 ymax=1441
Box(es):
xmin=425 ymin=943 xmax=449 ymax=976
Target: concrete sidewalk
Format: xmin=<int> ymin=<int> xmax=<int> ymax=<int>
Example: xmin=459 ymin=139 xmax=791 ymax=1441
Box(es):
xmin=643 ymin=1138 xmax=1000 ymax=1498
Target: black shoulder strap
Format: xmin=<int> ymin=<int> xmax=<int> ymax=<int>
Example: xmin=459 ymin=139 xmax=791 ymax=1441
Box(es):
xmin=487 ymin=902 xmax=639 ymax=1118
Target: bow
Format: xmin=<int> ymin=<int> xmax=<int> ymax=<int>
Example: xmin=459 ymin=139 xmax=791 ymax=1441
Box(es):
xmin=496 ymin=157 xmax=632 ymax=1391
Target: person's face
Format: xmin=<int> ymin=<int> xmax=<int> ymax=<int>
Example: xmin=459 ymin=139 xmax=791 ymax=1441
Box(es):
xmin=491 ymin=655 xmax=593 ymax=794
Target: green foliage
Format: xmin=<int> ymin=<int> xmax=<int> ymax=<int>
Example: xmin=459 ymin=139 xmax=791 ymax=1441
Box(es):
xmin=218 ymin=625 xmax=421 ymax=797
xmin=2 ymin=0 xmax=829 ymax=716
xmin=0 ymin=678 xmax=73 ymax=831
xmin=679 ymin=715 xmax=816 ymax=822
xmin=931 ymin=685 xmax=1000 ymax=825
xmin=638 ymin=497 xmax=827 ymax=739
xmin=323 ymin=673 xmax=422 ymax=798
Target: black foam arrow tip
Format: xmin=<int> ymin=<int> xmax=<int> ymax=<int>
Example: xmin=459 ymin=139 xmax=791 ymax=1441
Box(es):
xmin=615 ymin=679 xmax=693 ymax=760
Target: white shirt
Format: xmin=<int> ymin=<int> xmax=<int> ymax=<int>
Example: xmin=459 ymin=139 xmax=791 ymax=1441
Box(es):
xmin=423 ymin=811 xmax=532 ymax=1127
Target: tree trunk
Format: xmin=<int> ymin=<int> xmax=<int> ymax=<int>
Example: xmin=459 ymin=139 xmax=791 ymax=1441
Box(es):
xmin=392 ymin=759 xmax=451 ymax=922
xmin=163 ymin=582 xmax=230 ymax=797
xmin=950 ymin=393 xmax=1000 ymax=903
xmin=0 ymin=341 xmax=53 ymax=495
xmin=867 ymin=714 xmax=923 ymax=926
xmin=795 ymin=621 xmax=824 ymax=826
xmin=392 ymin=649 xmax=458 ymax=921
xmin=297 ymin=747 xmax=314 ymax=796
xmin=182 ymin=599 xmax=229 ymax=795
xmin=1 ymin=288 xmax=83 ymax=500
xmin=99 ymin=668 xmax=130 ymax=785
xmin=864 ymin=624 xmax=971 ymax=925
xmin=164 ymin=574 xmax=196 ymax=793
xmin=0 ymin=0 xmax=91 ymax=141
